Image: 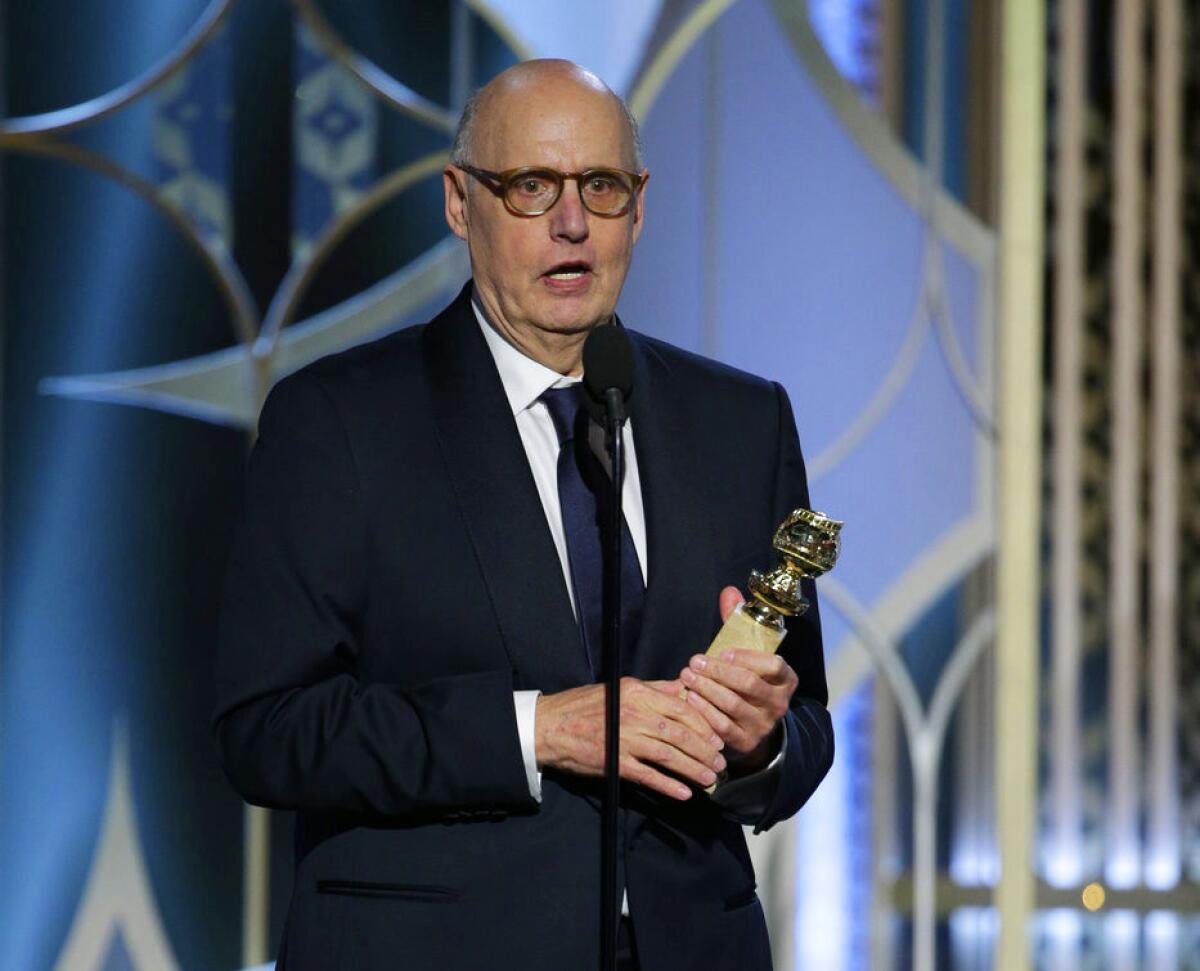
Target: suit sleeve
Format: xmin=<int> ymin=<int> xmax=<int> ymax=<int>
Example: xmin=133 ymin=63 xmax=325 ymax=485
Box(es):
xmin=212 ymin=371 xmax=534 ymax=818
xmin=746 ymin=382 xmax=835 ymax=833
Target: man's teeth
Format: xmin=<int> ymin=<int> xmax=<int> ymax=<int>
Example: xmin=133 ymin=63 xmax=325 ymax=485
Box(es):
xmin=548 ymin=269 xmax=585 ymax=280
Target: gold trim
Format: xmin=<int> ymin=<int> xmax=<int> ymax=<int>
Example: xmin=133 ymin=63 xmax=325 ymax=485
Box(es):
xmin=628 ymin=0 xmax=739 ymax=121
xmin=8 ymin=139 xmax=258 ymax=348
xmin=258 ymin=150 xmax=450 ymax=350
xmin=994 ymin=2 xmax=1046 ymax=969
xmin=463 ymin=1 xmax=536 ymax=62
xmin=242 ymin=805 xmax=270 ymax=967
xmin=0 ymin=0 xmax=237 ymax=142
xmin=291 ymin=0 xmax=457 ymax=134
xmin=1146 ymin=0 xmax=1183 ymax=890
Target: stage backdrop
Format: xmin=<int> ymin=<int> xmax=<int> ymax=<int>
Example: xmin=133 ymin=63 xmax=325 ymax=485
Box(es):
xmin=4 ymin=3 xmax=1191 ymax=971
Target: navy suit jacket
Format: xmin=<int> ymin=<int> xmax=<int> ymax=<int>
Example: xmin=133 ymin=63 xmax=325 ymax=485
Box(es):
xmin=214 ymin=283 xmax=834 ymax=971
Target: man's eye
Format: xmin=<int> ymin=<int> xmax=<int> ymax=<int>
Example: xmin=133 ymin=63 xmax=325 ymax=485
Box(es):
xmin=515 ymin=177 xmax=552 ymax=195
xmin=586 ymin=176 xmax=617 ymax=194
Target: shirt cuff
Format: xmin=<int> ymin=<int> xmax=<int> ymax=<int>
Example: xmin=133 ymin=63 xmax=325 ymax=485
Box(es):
xmin=513 ymin=690 xmax=543 ymax=802
xmin=708 ymin=722 xmax=787 ymax=821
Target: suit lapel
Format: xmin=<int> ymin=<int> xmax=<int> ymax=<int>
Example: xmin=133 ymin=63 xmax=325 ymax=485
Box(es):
xmin=626 ymin=332 xmax=718 ymax=681
xmin=423 ymin=287 xmax=591 ymax=692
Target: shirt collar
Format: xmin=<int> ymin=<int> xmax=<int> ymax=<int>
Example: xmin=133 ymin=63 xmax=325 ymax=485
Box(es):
xmin=472 ymin=292 xmax=579 ymax=416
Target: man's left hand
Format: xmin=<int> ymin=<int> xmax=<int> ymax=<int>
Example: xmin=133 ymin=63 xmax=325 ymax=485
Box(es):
xmin=670 ymin=586 xmax=799 ymax=774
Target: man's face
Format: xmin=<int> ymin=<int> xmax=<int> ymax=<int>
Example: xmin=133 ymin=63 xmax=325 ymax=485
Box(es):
xmin=444 ymin=74 xmax=647 ymax=345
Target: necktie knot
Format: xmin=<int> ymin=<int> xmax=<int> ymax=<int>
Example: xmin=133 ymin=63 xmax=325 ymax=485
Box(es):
xmin=540 ymin=385 xmax=585 ymax=447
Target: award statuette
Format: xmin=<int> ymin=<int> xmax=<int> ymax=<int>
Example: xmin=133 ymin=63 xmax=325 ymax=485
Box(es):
xmin=706 ymin=507 xmax=843 ymax=659
xmin=693 ymin=508 xmax=841 ymax=793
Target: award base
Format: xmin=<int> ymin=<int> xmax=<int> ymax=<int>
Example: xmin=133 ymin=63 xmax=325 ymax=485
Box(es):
xmin=705 ymin=602 xmax=788 ymax=658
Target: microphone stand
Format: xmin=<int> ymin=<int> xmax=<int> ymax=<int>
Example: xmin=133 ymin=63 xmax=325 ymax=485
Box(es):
xmin=599 ymin=385 xmax=626 ymax=971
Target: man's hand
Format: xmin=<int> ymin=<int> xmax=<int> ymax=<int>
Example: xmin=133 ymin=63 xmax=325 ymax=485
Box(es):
xmin=535 ymin=678 xmax=728 ymax=800
xmin=674 ymin=586 xmax=800 ymax=774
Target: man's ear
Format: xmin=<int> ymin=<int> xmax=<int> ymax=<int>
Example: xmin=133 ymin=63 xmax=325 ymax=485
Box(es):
xmin=443 ymin=167 xmax=469 ymax=240
xmin=631 ymin=169 xmax=649 ymax=244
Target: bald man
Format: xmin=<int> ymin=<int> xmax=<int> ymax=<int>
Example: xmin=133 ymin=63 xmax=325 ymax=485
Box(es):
xmin=215 ymin=60 xmax=833 ymax=971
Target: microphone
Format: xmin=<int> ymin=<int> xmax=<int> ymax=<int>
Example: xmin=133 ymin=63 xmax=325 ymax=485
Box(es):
xmin=582 ymin=320 xmax=634 ymax=971
xmin=581 ymin=323 xmax=634 ymax=430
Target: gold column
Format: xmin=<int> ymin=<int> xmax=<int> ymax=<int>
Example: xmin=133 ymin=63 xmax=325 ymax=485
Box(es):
xmin=1048 ymin=0 xmax=1086 ymax=888
xmin=242 ymin=803 xmax=270 ymax=967
xmin=1107 ymin=0 xmax=1144 ymax=889
xmin=994 ymin=1 xmax=1045 ymax=969
xmin=1147 ymin=0 xmax=1182 ymax=891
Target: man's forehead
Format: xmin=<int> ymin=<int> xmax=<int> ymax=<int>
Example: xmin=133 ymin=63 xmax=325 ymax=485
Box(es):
xmin=476 ymin=83 xmax=630 ymax=164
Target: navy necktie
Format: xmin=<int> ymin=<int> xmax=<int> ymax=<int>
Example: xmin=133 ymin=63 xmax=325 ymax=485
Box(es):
xmin=540 ymin=386 xmax=646 ymax=679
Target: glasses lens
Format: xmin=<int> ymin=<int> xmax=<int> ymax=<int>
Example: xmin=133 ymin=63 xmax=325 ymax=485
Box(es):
xmin=580 ymin=169 xmax=634 ymax=215
xmin=503 ymin=169 xmax=561 ymax=214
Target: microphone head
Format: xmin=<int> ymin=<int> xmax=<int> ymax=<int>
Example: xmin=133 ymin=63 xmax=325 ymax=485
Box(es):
xmin=581 ymin=323 xmax=634 ymax=423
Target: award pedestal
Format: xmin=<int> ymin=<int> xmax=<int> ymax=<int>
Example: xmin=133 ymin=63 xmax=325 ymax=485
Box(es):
xmin=705 ymin=603 xmax=787 ymax=657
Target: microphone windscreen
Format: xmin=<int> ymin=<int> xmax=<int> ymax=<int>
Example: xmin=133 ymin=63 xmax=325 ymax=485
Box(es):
xmin=582 ymin=324 xmax=634 ymax=415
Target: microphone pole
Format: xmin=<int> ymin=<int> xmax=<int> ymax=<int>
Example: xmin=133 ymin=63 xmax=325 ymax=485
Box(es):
xmin=582 ymin=325 xmax=634 ymax=971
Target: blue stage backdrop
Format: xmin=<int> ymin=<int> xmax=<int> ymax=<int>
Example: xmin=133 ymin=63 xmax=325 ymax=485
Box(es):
xmin=4 ymin=3 xmax=1195 ymax=971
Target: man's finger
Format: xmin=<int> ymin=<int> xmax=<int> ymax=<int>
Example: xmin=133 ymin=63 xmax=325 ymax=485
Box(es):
xmin=686 ymin=654 xmax=771 ymax=703
xmin=683 ymin=685 xmax=752 ymax=751
xmin=679 ymin=665 xmax=754 ymax=722
xmin=628 ymin=734 xmax=722 ymax=788
xmin=640 ymin=711 xmax=726 ymax=771
xmin=714 ymin=648 xmax=796 ymax=686
xmin=620 ymin=754 xmax=691 ymax=801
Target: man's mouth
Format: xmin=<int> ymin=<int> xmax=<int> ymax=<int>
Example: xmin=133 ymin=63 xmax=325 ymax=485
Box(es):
xmin=543 ymin=261 xmax=592 ymax=281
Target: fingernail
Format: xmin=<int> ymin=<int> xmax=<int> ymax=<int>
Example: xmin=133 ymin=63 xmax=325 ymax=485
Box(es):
xmin=722 ymin=651 xmax=736 ymax=662
xmin=681 ymin=668 xmax=697 ymax=684
xmin=690 ymin=656 xmax=707 ymax=670
xmin=710 ymin=734 xmax=724 ymax=749
xmin=701 ymin=769 xmax=717 ymax=785
xmin=676 ymin=784 xmax=692 ymax=800
xmin=714 ymin=754 xmax=727 ymax=771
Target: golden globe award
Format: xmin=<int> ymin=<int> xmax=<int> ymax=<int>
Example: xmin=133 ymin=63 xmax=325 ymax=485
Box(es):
xmin=696 ymin=508 xmax=842 ymax=793
xmin=706 ymin=508 xmax=843 ymax=659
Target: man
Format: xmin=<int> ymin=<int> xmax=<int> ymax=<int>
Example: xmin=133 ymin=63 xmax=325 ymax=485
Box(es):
xmin=214 ymin=60 xmax=833 ymax=971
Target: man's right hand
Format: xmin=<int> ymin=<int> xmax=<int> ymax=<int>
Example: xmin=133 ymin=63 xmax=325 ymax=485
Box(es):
xmin=534 ymin=678 xmax=727 ymax=800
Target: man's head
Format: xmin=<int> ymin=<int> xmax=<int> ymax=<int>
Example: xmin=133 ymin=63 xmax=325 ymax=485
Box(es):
xmin=443 ymin=59 xmax=648 ymax=369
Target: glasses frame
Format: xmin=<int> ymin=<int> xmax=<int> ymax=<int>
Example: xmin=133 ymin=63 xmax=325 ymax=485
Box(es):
xmin=456 ymin=163 xmax=645 ymax=218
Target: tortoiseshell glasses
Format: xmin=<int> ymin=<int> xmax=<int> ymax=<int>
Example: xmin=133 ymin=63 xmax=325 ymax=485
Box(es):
xmin=457 ymin=164 xmax=645 ymax=217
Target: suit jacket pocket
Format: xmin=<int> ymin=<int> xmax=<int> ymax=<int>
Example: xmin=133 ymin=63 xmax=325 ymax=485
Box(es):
xmin=316 ymin=879 xmax=460 ymax=903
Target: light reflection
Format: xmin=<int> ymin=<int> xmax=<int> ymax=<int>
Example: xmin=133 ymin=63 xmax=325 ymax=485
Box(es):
xmin=1041 ymin=908 xmax=1082 ymax=971
xmin=1043 ymin=846 xmax=1084 ymax=889
xmin=950 ymin=834 xmax=999 ymax=887
xmin=1144 ymin=911 xmax=1179 ymax=971
xmin=794 ymin=705 xmax=851 ymax=971
xmin=1144 ymin=853 xmax=1181 ymax=891
xmin=1105 ymin=849 xmax=1141 ymax=891
xmin=1104 ymin=910 xmax=1140 ymax=971
xmin=949 ymin=907 xmax=996 ymax=971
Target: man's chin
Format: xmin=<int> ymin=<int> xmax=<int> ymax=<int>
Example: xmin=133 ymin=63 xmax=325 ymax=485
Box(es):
xmin=532 ymin=310 xmax=612 ymax=337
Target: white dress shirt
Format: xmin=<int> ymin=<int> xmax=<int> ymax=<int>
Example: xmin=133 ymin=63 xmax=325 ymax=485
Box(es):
xmin=471 ymin=299 xmax=785 ymax=822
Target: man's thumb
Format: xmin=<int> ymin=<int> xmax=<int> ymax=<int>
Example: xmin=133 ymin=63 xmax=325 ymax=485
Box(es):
xmin=718 ymin=585 xmax=745 ymax=622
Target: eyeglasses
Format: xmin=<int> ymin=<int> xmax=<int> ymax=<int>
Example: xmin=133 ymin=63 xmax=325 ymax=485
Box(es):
xmin=457 ymin=164 xmax=644 ymax=217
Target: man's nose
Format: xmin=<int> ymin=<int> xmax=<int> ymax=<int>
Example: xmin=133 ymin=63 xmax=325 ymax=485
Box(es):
xmin=549 ymin=179 xmax=589 ymax=242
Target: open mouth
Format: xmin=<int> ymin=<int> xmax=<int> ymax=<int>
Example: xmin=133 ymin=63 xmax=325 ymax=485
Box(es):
xmin=543 ymin=261 xmax=592 ymax=281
